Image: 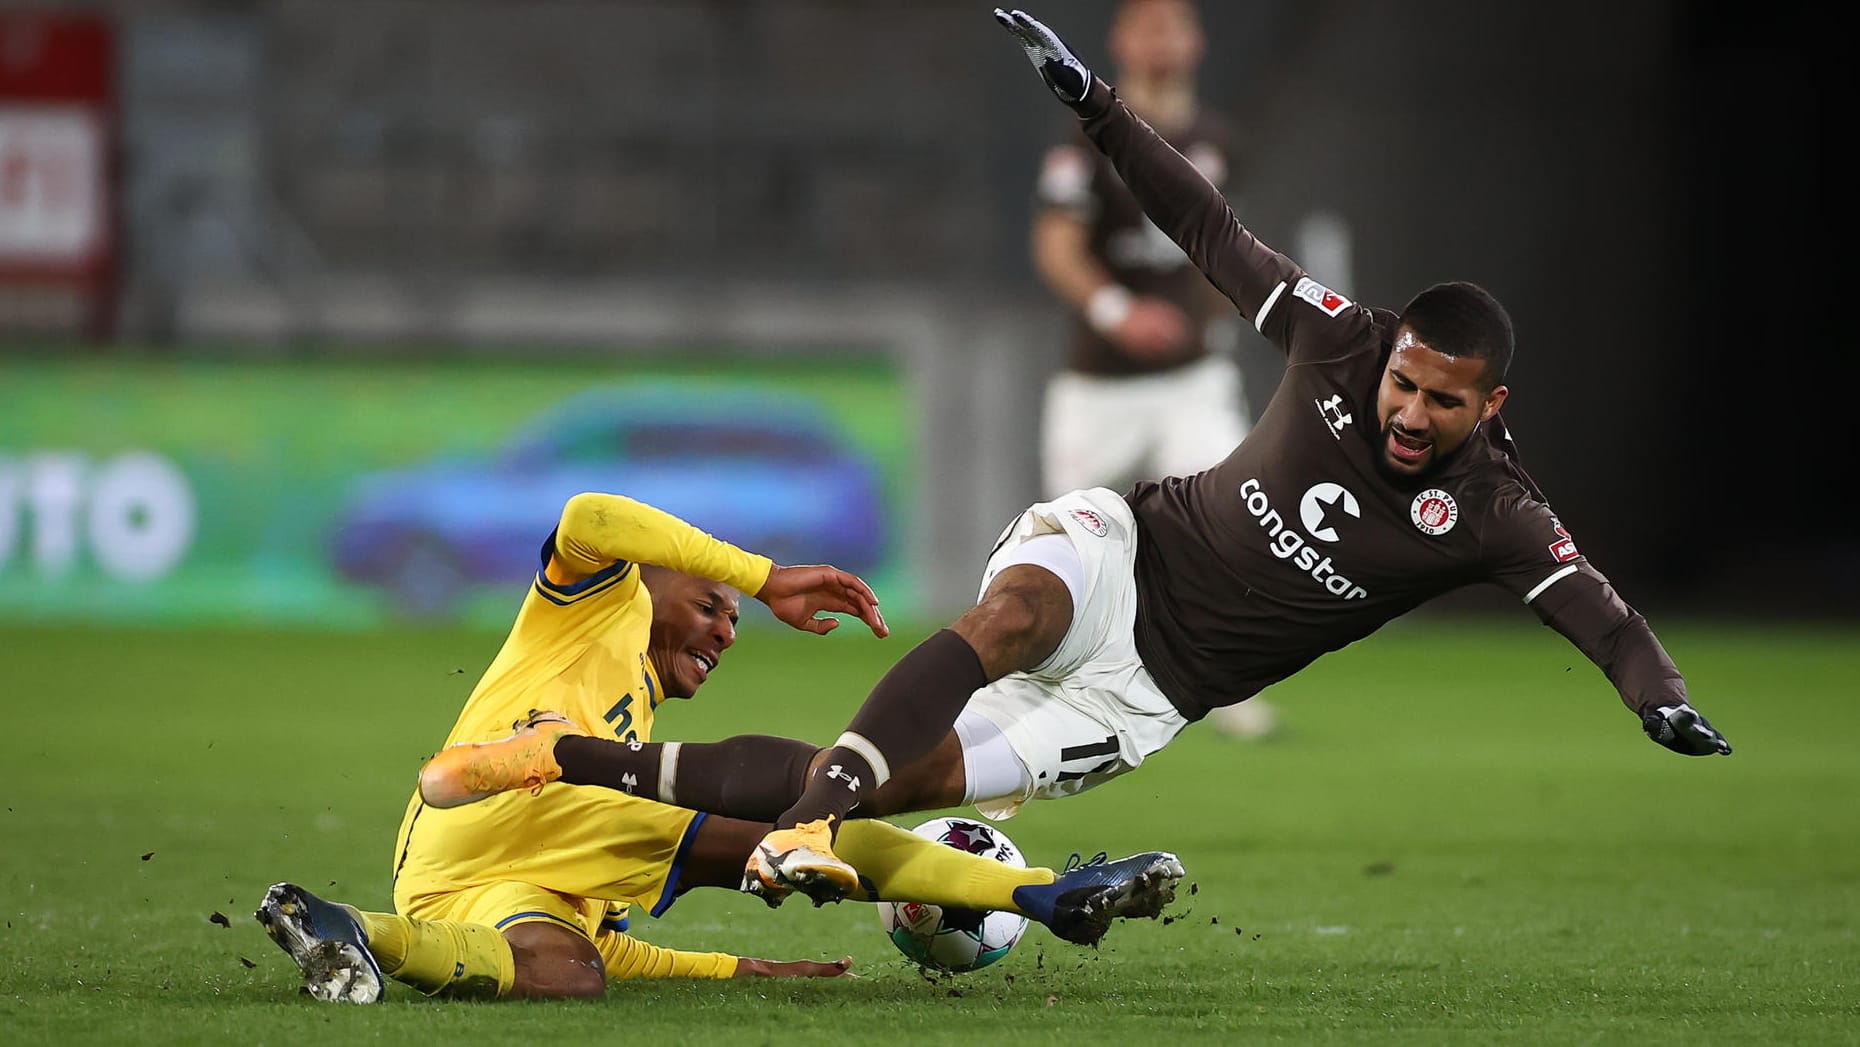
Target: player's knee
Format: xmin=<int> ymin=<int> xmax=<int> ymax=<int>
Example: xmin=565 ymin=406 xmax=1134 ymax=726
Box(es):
xmin=504 ymin=924 xmax=606 ymax=1000
xmin=550 ymin=968 xmax=607 ymax=1000
xmin=511 ymin=953 xmax=606 ymax=1000
xmin=958 ymin=569 xmax=1072 ymax=673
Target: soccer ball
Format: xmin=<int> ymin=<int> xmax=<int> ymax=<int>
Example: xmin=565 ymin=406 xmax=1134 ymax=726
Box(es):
xmin=878 ymin=816 xmax=1030 ymax=972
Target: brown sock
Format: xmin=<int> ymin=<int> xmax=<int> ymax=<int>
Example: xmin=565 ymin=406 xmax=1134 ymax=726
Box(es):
xmin=775 ymin=629 xmax=989 ymax=832
xmin=555 ymin=734 xmax=818 ymax=821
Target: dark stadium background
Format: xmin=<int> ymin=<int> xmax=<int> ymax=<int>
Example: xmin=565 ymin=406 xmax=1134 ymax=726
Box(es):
xmin=1 ymin=0 xmax=1847 ymax=621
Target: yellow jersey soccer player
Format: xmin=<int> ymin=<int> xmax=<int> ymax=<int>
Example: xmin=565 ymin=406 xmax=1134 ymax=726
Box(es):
xmin=256 ymin=492 xmax=1180 ymax=1003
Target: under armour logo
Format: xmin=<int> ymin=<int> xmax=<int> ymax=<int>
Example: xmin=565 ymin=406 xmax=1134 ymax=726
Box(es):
xmin=620 ymin=772 xmax=638 ymax=794
xmin=1315 ymin=393 xmax=1353 ymax=438
xmin=826 ymin=764 xmax=862 ymax=792
xmin=626 ymin=740 xmax=643 ymax=752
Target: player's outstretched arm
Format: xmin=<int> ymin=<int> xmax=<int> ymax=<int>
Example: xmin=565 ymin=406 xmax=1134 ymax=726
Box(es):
xmin=601 ymin=927 xmax=853 ymax=980
xmin=553 ymin=492 xmax=770 ymax=591
xmin=1535 ymin=569 xmax=1732 ymax=756
xmin=994 ymin=9 xmax=1301 ymax=339
xmin=550 ymin=492 xmax=885 ymax=637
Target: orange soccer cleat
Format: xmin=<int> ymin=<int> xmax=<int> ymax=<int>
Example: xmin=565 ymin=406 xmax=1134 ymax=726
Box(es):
xmin=416 ymin=710 xmax=582 ymax=809
xmin=741 ymin=817 xmax=861 ymax=909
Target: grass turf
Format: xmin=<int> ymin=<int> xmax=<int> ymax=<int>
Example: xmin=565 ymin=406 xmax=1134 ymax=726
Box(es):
xmin=2 ymin=615 xmax=1856 ymax=1045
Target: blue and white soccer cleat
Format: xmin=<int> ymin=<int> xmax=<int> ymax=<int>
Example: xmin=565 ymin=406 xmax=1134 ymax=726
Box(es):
xmin=1010 ymin=850 xmax=1186 ymax=946
xmin=254 ymin=882 xmax=385 ymax=1004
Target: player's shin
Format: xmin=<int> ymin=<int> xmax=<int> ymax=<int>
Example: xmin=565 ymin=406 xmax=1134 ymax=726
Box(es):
xmin=835 ymin=819 xmax=1053 ymax=911
xmin=354 ymin=911 xmax=515 ymax=998
xmin=554 ymin=735 xmax=819 ymax=821
xmin=774 ymin=629 xmax=990 ymax=833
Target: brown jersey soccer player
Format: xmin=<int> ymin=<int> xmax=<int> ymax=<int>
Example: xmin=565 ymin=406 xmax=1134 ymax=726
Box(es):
xmin=419 ymin=10 xmax=1732 ymax=909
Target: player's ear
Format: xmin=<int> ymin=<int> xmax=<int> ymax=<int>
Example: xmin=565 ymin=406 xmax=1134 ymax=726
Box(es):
xmin=1480 ymin=384 xmax=1508 ymax=422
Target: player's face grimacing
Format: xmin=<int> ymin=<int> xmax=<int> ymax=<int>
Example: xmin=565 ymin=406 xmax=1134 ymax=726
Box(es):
xmin=644 ymin=570 xmax=742 ymax=699
xmin=1374 ymin=327 xmax=1508 ymax=479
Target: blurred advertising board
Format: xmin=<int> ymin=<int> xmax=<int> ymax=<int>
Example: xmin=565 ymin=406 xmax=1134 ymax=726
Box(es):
xmin=0 ymin=355 xmax=915 ymax=628
xmin=0 ymin=11 xmax=116 ymax=337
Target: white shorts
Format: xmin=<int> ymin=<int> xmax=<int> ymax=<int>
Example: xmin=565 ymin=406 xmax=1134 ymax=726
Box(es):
xmin=1041 ymin=354 xmax=1249 ymax=499
xmin=964 ymin=487 xmax=1188 ymax=820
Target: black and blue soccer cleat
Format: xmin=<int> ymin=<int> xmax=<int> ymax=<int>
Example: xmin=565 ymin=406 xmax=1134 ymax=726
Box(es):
xmin=254 ymin=882 xmax=385 ymax=1004
xmin=1011 ymin=850 xmax=1186 ymax=946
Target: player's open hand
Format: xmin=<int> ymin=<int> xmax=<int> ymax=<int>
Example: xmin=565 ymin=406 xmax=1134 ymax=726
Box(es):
xmin=1642 ymin=702 xmax=1733 ymax=756
xmin=734 ymin=955 xmax=857 ymax=979
xmin=994 ymin=8 xmax=1093 ymax=105
xmin=758 ymin=564 xmax=889 ymax=639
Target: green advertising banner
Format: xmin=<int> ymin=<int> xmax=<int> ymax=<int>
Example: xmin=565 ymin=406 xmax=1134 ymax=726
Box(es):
xmin=0 ymin=356 xmax=915 ymax=628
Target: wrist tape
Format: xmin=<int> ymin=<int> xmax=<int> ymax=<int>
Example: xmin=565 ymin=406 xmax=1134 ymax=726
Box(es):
xmin=1087 ymin=285 xmax=1133 ymax=334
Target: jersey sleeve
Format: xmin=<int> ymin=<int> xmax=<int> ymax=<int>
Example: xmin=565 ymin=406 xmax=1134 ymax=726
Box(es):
xmin=1078 ymin=80 xmax=1368 ymax=364
xmin=551 ymin=492 xmax=773 ymax=595
xmin=1480 ymin=489 xmax=1687 ymax=716
xmin=600 ymin=930 xmax=739 ymax=980
xmin=1034 ymin=139 xmax=1098 ymax=220
xmin=1076 ymin=80 xmax=1313 ymax=358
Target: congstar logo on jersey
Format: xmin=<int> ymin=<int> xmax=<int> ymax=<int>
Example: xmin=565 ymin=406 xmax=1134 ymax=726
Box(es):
xmin=1239 ymin=478 xmax=1368 ymax=600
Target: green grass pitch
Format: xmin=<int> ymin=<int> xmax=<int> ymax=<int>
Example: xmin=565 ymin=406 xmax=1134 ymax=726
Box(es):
xmin=3 ymin=614 xmax=1856 ymax=1045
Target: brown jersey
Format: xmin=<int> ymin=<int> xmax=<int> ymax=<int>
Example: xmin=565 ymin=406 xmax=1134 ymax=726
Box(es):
xmin=1035 ymin=107 xmax=1237 ymax=376
xmin=1071 ymin=80 xmax=1688 ymax=723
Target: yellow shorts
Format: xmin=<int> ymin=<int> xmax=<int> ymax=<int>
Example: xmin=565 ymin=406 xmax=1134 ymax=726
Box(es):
xmin=399 ymin=878 xmax=615 ymax=940
xmin=391 ymin=786 xmax=711 ymax=937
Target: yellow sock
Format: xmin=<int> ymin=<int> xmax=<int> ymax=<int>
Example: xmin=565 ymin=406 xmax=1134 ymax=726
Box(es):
xmin=354 ymin=910 xmax=516 ymax=998
xmin=835 ymin=819 xmax=1055 ymax=914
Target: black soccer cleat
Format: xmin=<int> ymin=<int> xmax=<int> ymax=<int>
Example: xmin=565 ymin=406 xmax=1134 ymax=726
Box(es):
xmin=254 ymin=882 xmax=385 ymax=1004
xmin=1011 ymin=850 xmax=1186 ymax=946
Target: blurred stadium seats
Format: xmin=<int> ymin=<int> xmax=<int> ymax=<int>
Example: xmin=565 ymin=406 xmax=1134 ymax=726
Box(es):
xmin=1 ymin=0 xmax=1847 ymax=619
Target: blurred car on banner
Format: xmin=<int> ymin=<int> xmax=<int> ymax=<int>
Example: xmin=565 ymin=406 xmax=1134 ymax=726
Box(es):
xmin=329 ymin=385 xmax=888 ymax=617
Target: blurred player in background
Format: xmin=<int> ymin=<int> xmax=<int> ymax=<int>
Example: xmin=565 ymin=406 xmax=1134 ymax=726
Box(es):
xmin=1031 ymin=0 xmax=1277 ymax=740
xmin=258 ymin=492 xmax=1179 ymax=1003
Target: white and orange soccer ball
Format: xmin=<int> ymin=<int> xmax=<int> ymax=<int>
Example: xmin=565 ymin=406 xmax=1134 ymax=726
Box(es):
xmin=878 ymin=816 xmax=1029 ymax=972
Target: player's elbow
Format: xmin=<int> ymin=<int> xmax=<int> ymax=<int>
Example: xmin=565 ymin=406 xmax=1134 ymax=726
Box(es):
xmin=559 ymin=491 xmax=631 ymax=537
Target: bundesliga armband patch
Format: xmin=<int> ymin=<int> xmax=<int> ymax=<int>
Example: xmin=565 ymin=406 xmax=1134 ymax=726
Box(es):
xmin=1292 ymin=277 xmax=1351 ymax=317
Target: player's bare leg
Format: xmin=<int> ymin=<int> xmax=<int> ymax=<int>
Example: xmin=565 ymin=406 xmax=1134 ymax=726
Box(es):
xmin=862 ymin=731 xmax=968 ymax=815
xmin=502 ymin=922 xmax=606 ymax=999
xmin=746 ymin=565 xmax=1075 ymax=905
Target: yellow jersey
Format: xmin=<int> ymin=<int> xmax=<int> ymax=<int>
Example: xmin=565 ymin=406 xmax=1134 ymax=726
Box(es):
xmin=392 ymin=493 xmax=771 ymax=908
